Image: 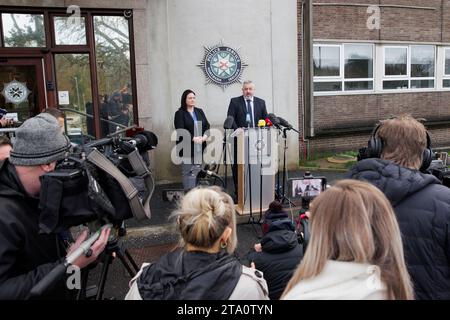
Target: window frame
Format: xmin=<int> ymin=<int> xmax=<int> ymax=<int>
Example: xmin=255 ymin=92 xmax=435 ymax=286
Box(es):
xmin=382 ymin=45 xmax=436 ymax=92
xmin=313 ymin=43 xmax=374 ymax=94
xmin=0 ymin=7 xmax=139 ymax=139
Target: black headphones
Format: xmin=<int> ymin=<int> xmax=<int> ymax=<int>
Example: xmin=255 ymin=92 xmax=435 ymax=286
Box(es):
xmin=367 ymin=123 xmax=433 ymax=172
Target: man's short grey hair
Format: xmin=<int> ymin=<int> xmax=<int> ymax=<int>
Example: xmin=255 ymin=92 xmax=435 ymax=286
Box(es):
xmin=242 ymin=80 xmax=254 ymax=87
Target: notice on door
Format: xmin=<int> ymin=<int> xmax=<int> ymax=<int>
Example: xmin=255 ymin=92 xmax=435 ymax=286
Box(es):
xmin=58 ymin=91 xmax=70 ymax=105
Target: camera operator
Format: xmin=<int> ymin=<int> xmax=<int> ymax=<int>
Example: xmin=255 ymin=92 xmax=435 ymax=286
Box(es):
xmin=347 ymin=114 xmax=450 ymax=300
xmin=0 ymin=113 xmax=110 ymax=299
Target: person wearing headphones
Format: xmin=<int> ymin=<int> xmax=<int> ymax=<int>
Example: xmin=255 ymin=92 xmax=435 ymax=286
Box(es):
xmin=347 ymin=114 xmax=450 ymax=300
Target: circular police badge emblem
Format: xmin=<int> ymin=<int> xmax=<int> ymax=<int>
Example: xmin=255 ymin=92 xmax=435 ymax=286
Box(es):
xmin=198 ymin=41 xmax=248 ymax=90
xmin=2 ymin=80 xmax=31 ymax=105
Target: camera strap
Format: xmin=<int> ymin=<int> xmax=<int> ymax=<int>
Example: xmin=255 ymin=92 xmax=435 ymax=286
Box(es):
xmin=86 ymin=149 xmax=152 ymax=220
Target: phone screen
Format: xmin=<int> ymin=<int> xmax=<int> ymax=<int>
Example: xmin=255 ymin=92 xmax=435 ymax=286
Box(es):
xmin=290 ymin=178 xmax=326 ymax=198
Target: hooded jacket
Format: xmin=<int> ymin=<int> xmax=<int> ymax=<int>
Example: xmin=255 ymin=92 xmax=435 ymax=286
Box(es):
xmin=125 ymin=249 xmax=269 ymax=300
xmin=347 ymin=158 xmax=450 ymax=299
xmin=282 ymin=260 xmax=388 ymax=300
xmin=247 ymin=219 xmax=303 ymax=300
xmin=0 ymin=160 xmax=66 ymax=299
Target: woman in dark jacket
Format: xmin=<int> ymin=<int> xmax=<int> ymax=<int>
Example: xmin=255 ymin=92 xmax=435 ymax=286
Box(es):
xmin=247 ymin=201 xmax=303 ymax=300
xmin=174 ymin=89 xmax=210 ymax=190
xmin=125 ymin=187 xmax=268 ymax=300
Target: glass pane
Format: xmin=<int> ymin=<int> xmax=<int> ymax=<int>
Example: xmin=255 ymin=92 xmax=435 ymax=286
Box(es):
xmin=410 ymin=79 xmax=434 ymax=89
xmin=53 ymin=16 xmax=87 ymax=45
xmin=383 ymin=80 xmax=409 ymax=90
xmin=94 ymin=16 xmax=134 ymax=138
xmin=344 ymin=44 xmax=373 ymax=79
xmin=445 ymin=50 xmax=450 ymax=75
xmin=1 ymin=13 xmax=45 ymax=47
xmin=411 ymin=46 xmax=434 ymax=77
xmin=313 ymin=46 xmax=340 ymax=77
xmin=55 ymin=54 xmax=94 ymax=142
xmin=444 ymin=79 xmax=450 ymax=88
xmin=0 ymin=65 xmax=38 ymax=123
xmin=344 ymin=81 xmax=373 ymax=91
xmin=314 ymin=82 xmax=342 ymax=92
xmin=385 ymin=48 xmax=407 ymax=76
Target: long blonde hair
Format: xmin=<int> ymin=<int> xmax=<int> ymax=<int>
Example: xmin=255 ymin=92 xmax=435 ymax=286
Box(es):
xmin=170 ymin=186 xmax=237 ymax=254
xmin=282 ymin=179 xmax=414 ymax=300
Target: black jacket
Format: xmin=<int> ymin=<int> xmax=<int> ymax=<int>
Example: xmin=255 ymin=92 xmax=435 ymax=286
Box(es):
xmin=347 ymin=158 xmax=450 ymax=300
xmin=0 ymin=160 xmax=66 ymax=299
xmin=247 ymin=219 xmax=303 ymax=300
xmin=136 ymin=249 xmax=242 ymax=300
xmin=174 ymin=107 xmax=210 ymax=159
xmin=227 ymin=96 xmax=268 ymax=129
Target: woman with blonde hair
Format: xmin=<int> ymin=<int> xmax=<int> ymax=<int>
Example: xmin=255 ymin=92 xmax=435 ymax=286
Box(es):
xmin=125 ymin=186 xmax=268 ymax=300
xmin=282 ymin=179 xmax=413 ymax=300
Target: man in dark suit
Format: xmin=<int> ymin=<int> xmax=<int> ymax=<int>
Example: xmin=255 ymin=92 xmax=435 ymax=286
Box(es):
xmin=226 ymin=80 xmax=268 ymax=197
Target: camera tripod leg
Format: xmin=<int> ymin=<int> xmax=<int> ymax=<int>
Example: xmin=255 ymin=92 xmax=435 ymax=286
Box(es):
xmin=124 ymin=248 xmax=139 ymax=272
xmin=96 ymin=253 xmax=113 ymax=300
xmin=76 ymin=269 xmax=90 ymax=300
xmin=116 ymin=249 xmax=137 ymax=277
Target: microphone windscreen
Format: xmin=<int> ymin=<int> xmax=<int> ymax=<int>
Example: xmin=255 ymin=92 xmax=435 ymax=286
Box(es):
xmin=265 ymin=118 xmax=273 ymax=126
xmin=223 ymin=116 xmax=234 ymax=129
xmin=268 ymin=113 xmax=280 ymax=126
xmin=258 ymin=119 xmax=266 ymax=127
xmin=278 ymin=116 xmax=291 ymax=128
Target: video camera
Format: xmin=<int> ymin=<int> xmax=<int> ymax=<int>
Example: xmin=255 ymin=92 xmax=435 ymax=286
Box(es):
xmin=38 ymin=128 xmax=158 ymax=234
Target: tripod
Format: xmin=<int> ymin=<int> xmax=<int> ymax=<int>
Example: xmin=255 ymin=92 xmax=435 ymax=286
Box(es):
xmin=277 ymin=128 xmax=295 ymax=206
xmin=77 ymin=225 xmax=139 ymax=300
xmin=214 ymin=130 xmax=232 ymax=190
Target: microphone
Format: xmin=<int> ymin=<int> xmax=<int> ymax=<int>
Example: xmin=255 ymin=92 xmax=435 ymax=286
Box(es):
xmin=265 ymin=117 xmax=273 ymax=127
xmin=277 ymin=116 xmax=293 ymax=129
xmin=257 ymin=119 xmax=266 ymax=127
xmin=223 ymin=116 xmax=234 ymax=129
xmin=246 ymin=113 xmax=251 ymax=126
xmin=196 ymin=164 xmax=225 ymax=185
xmin=268 ymin=113 xmax=281 ymax=129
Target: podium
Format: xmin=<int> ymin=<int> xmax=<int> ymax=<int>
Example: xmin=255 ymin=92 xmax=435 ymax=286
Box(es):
xmin=236 ymin=127 xmax=278 ymax=215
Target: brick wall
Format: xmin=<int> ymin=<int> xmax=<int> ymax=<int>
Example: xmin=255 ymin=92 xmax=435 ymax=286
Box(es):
xmin=297 ymin=1 xmax=450 ymax=159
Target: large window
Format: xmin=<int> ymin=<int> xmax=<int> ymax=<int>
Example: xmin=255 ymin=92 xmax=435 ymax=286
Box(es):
xmin=313 ymin=43 xmax=373 ymax=92
xmin=383 ymin=45 xmax=435 ymax=90
xmin=0 ymin=9 xmax=137 ymax=141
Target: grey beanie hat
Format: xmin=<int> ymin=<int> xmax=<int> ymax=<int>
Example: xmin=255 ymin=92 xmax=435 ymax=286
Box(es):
xmin=9 ymin=113 xmax=71 ymax=166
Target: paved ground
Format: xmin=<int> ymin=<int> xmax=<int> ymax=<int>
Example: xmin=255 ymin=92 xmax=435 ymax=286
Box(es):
xmin=85 ymin=169 xmax=346 ymax=299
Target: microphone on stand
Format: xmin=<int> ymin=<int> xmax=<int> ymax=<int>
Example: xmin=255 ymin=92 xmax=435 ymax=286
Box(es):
xmin=267 ymin=113 xmax=281 ymax=129
xmin=277 ymin=116 xmax=293 ymax=129
xmin=265 ymin=117 xmax=273 ymax=127
xmin=277 ymin=116 xmax=300 ymax=134
xmin=246 ymin=113 xmax=251 ymax=127
xmin=223 ymin=116 xmax=235 ymax=130
xmin=257 ymin=119 xmax=266 ymax=128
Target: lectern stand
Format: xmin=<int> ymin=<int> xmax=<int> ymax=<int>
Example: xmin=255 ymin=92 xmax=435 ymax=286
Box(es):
xmin=235 ymin=127 xmax=278 ymax=215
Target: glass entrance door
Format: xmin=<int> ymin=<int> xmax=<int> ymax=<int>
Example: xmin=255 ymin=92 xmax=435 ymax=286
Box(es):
xmin=0 ymin=58 xmax=46 ymax=124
